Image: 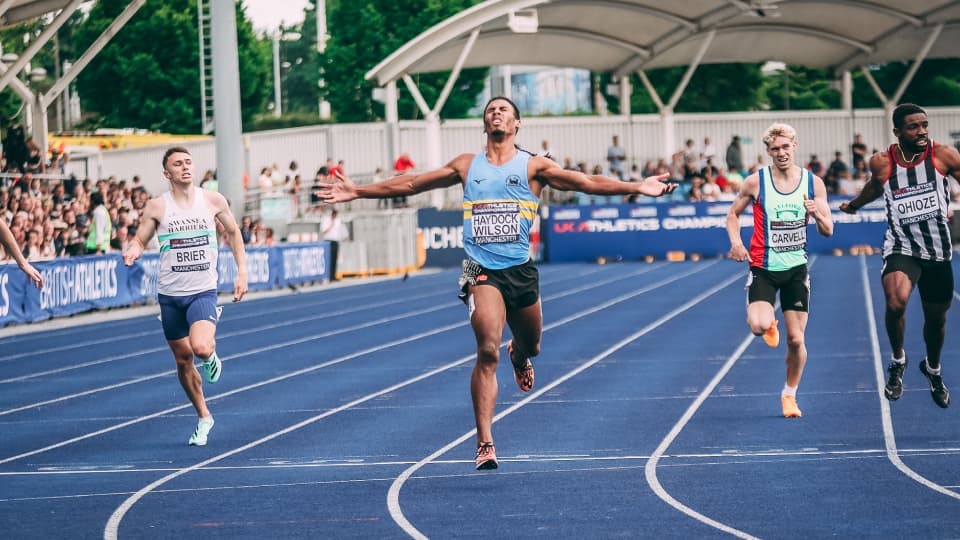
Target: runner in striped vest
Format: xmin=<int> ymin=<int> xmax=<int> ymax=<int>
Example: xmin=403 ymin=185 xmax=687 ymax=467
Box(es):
xmin=841 ymin=103 xmax=960 ymax=409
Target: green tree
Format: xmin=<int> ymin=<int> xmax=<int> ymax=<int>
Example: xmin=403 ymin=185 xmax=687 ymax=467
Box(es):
xmin=852 ymin=59 xmax=960 ymax=108
xmin=599 ymin=64 xmax=766 ymax=114
xmin=321 ymin=0 xmax=487 ymax=122
xmin=65 ymin=0 xmax=270 ymax=133
xmin=760 ymin=65 xmax=841 ymax=110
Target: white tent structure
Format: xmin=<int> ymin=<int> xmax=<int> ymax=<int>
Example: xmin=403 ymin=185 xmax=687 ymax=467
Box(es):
xmin=365 ymin=0 xmax=960 ymax=169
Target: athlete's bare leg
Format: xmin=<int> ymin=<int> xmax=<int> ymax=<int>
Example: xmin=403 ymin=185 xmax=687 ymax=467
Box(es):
xmin=782 ymin=310 xmax=809 ymax=387
xmin=882 ymin=271 xmax=913 ymax=359
xmin=169 ymin=338 xmax=211 ymax=418
xmin=921 ymin=299 xmax=950 ymax=369
xmin=468 ymin=285 xmax=507 ymax=446
xmin=189 ymin=320 xmax=217 ymax=360
xmin=506 ymin=298 xmax=542 ymax=365
xmin=746 ymin=300 xmax=776 ymax=336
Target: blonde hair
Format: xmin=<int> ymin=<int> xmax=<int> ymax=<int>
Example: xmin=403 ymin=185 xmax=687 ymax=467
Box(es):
xmin=762 ymin=123 xmax=797 ymax=146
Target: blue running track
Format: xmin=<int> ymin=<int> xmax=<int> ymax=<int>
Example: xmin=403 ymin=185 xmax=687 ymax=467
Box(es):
xmin=1 ymin=255 xmax=959 ymax=539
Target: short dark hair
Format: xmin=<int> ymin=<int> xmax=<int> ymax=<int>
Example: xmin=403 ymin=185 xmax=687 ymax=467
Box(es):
xmin=162 ymin=146 xmax=191 ymax=169
xmin=892 ymin=103 xmax=926 ymax=130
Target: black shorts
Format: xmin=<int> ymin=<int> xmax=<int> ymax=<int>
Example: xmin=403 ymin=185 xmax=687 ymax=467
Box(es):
xmin=746 ymin=265 xmax=810 ymax=313
xmin=882 ymin=254 xmax=955 ymax=303
xmin=458 ymin=259 xmax=540 ymax=310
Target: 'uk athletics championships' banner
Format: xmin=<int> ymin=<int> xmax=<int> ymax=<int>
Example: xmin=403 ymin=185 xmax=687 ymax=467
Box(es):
xmin=0 ymin=243 xmax=331 ymax=327
xmin=543 ymin=199 xmax=888 ymax=263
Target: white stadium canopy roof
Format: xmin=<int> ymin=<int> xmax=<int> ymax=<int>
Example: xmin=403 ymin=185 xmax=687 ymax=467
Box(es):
xmin=366 ymin=0 xmax=960 ymax=170
xmin=367 ymin=0 xmax=960 ymax=84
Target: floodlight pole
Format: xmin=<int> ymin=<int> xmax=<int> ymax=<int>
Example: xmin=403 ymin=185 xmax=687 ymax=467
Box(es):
xmin=210 ymin=0 xmax=245 ymax=215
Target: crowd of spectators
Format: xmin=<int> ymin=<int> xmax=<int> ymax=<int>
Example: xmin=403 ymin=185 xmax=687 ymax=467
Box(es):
xmin=0 ymin=168 xmax=152 ymax=262
xmin=10 ymin=129 xmax=954 ymax=264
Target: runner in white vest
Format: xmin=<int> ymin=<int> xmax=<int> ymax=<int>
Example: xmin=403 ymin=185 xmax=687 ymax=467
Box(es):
xmin=124 ymin=146 xmax=248 ymax=446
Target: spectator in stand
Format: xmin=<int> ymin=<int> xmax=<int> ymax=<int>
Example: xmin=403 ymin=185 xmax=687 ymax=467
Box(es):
xmin=239 ymin=215 xmax=253 ymax=245
xmin=322 ymin=208 xmax=348 ymax=281
xmin=86 ymin=190 xmax=111 ymax=255
xmin=538 ymin=140 xmax=558 ymax=162
xmin=22 ymin=227 xmax=44 ymax=260
xmin=257 ymin=167 xmax=272 ymax=191
xmin=851 ymin=133 xmax=868 ymax=171
xmin=0 ymin=213 xmax=43 ymax=286
xmin=606 ymin=135 xmax=626 ymax=180
xmin=700 ymin=171 xmax=721 ymax=201
xmin=329 ymin=160 xmax=345 ymax=179
xmin=806 ymin=154 xmax=823 ymax=177
xmin=24 ymin=138 xmax=44 ymax=173
xmin=726 ymin=135 xmax=745 ymax=176
xmin=826 ymin=150 xmax=848 ymax=194
xmin=699 ymin=136 xmax=718 ymax=169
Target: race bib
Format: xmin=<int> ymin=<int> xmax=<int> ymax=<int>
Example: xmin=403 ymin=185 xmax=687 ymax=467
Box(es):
xmin=891 ymin=183 xmax=940 ymax=226
xmin=768 ymin=219 xmax=806 ymax=253
xmin=471 ymin=201 xmax=521 ymax=245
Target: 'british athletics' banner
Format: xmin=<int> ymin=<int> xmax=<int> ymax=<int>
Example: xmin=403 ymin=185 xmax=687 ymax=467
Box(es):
xmin=1 ymin=242 xmax=331 ymax=328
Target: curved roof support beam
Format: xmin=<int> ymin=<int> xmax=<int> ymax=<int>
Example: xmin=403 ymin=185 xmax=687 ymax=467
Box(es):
xmin=0 ymin=0 xmax=73 ymax=27
xmin=793 ymin=0 xmax=922 ymax=26
xmin=835 ymin=21 xmax=959 ymax=73
xmin=0 ymin=0 xmax=17 ymax=19
xmin=431 ymin=29 xmax=479 ymax=117
xmin=561 ymin=0 xmax=697 ymax=30
xmin=714 ymin=24 xmax=874 ymax=54
xmin=402 ymin=74 xmax=432 ymax=118
xmin=888 ymin=23 xmax=943 ymax=105
xmin=667 ymin=29 xmax=715 ymax=111
xmin=615 ymin=3 xmax=743 ymax=77
xmin=476 ymin=26 xmax=650 ymax=58
xmin=0 ymin=0 xmax=82 ymax=93
xmin=39 ymin=0 xmax=146 ymax=111
xmin=636 ymin=70 xmax=664 ymax=110
xmin=366 ymin=0 xmax=547 ymax=85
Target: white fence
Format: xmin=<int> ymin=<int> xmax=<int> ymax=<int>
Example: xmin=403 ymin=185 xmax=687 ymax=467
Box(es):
xmin=93 ymin=107 xmax=960 ymax=197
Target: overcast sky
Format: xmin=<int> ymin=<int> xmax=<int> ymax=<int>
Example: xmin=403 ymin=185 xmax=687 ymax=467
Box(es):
xmin=242 ymin=0 xmax=310 ymax=33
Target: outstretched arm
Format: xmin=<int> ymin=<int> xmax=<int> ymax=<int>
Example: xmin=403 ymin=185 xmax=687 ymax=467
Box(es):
xmin=0 ymin=220 xmax=42 ymax=288
xmin=840 ymin=153 xmax=887 ymax=214
xmin=531 ymin=156 xmax=675 ymax=197
xmin=321 ymin=155 xmax=469 ymax=203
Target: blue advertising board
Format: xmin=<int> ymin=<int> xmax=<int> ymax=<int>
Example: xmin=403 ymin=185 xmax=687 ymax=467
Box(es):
xmin=417 ymin=208 xmax=464 ymax=268
xmin=544 ymin=199 xmax=888 ymax=263
xmin=1 ymin=242 xmax=331 ymax=328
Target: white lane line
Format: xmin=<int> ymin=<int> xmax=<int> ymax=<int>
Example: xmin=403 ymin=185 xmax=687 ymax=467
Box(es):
xmin=860 ymin=254 xmax=960 ymax=499
xmin=0 ymin=266 xmax=604 ymax=361
xmin=0 ymin=301 xmax=458 ymax=415
xmin=387 ymin=267 xmax=740 ymax=540
xmin=10 ymin=446 xmax=960 ymax=478
xmin=0 ymin=288 xmax=447 ymax=367
xmin=103 ymin=262 xmax=713 ymax=540
xmin=0 ymin=266 xmax=614 ymax=379
xmin=4 ymin=264 xmax=668 ymax=463
xmin=644 ymin=332 xmax=758 ymax=540
xmin=0 ymin=320 xmax=463 ymax=466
